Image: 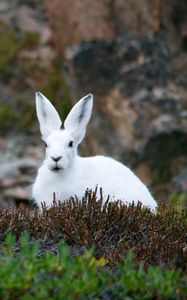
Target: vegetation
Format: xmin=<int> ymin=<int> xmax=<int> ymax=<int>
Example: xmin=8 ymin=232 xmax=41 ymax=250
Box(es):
xmin=0 ymin=190 xmax=187 ymax=299
xmin=0 ymin=23 xmax=39 ymax=75
xmin=0 ymin=21 xmax=71 ymax=132
xmin=0 ymin=104 xmax=18 ymax=130
xmin=1 ymin=190 xmax=187 ymax=271
xmin=0 ymin=232 xmax=186 ymax=300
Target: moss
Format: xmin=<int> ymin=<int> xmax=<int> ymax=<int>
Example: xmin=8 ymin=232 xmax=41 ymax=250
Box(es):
xmin=170 ymin=193 xmax=187 ymax=209
xmin=0 ymin=23 xmax=39 ymax=79
xmin=38 ymin=60 xmax=72 ymax=120
xmin=17 ymin=97 xmax=36 ymax=130
xmin=0 ymin=59 xmax=72 ymax=132
xmin=0 ymin=103 xmax=18 ymax=131
xmin=4 ymin=61 xmax=72 ymax=132
xmin=0 ymin=24 xmax=23 ymax=74
xmin=22 ymin=31 xmax=40 ymax=49
xmin=0 ymin=22 xmax=72 ymax=132
xmin=19 ymin=61 xmax=44 ymax=76
xmin=17 ymin=59 xmax=72 ymax=126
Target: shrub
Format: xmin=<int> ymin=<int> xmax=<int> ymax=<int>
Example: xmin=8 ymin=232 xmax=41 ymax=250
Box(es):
xmin=0 ymin=189 xmax=186 ymax=272
xmin=0 ymin=233 xmax=187 ymax=300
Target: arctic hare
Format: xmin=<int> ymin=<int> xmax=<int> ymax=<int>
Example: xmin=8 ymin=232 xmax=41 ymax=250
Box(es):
xmin=32 ymin=92 xmax=157 ymax=210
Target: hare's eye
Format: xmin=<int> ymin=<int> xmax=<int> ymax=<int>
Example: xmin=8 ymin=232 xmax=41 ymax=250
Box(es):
xmin=68 ymin=141 xmax=73 ymax=147
xmin=44 ymin=142 xmax=47 ymax=147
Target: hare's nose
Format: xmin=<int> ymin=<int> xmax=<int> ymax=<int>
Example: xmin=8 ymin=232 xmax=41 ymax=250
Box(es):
xmin=51 ymin=156 xmax=62 ymax=162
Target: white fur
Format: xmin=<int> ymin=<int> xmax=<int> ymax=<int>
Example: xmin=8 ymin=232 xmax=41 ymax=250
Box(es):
xmin=33 ymin=92 xmax=157 ymax=211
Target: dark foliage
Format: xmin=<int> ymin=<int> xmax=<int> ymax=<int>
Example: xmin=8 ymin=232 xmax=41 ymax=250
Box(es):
xmin=0 ymin=189 xmax=187 ymax=272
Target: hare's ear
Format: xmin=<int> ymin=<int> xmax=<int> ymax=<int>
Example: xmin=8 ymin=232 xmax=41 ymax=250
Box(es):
xmin=35 ymin=92 xmax=62 ymax=140
xmin=64 ymin=94 xmax=93 ymax=144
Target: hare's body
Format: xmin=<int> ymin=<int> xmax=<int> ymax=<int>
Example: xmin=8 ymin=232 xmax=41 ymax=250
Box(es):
xmin=33 ymin=155 xmax=155 ymax=208
xmin=33 ymin=92 xmax=157 ymax=210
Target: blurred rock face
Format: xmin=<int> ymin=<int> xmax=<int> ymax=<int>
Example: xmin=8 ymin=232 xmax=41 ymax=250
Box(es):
xmin=44 ymin=0 xmax=187 ymax=200
xmin=44 ymin=0 xmax=115 ymax=53
xmin=63 ymin=38 xmax=187 ymax=191
xmin=44 ymin=0 xmax=187 ymax=50
xmin=0 ymin=0 xmax=187 ymax=207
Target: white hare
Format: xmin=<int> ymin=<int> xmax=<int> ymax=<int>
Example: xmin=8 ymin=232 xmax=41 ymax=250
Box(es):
xmin=32 ymin=92 xmax=157 ymax=210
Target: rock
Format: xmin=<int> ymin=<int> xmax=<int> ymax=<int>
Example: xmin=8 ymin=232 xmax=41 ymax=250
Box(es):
xmin=1 ymin=175 xmax=32 ymax=187
xmin=64 ymin=37 xmax=187 ymax=186
xmin=0 ymin=138 xmax=7 ymax=149
xmin=19 ymin=46 xmax=56 ymax=67
xmin=4 ymin=187 xmax=30 ymax=200
xmin=0 ymin=135 xmax=43 ymax=208
xmin=171 ymin=170 xmax=187 ymax=193
xmin=0 ymin=159 xmax=40 ymax=180
xmin=0 ymin=0 xmax=186 ymax=206
xmin=0 ymin=1 xmax=58 ymax=136
xmin=0 ymin=159 xmax=40 ymax=206
xmin=14 ymin=5 xmax=52 ymax=45
xmin=44 ymin=0 xmax=187 ymax=52
xmin=0 ymin=163 xmax=20 ymax=180
xmin=64 ymin=40 xmax=119 ymax=95
xmin=0 ymin=195 xmax=15 ymax=209
xmin=0 ymin=2 xmax=50 ymax=45
xmin=44 ymin=0 xmax=115 ymax=53
xmin=0 ymin=2 xmax=10 ymax=13
xmin=0 ymin=1 xmax=14 ymax=23
xmin=135 ymin=163 xmax=153 ymax=186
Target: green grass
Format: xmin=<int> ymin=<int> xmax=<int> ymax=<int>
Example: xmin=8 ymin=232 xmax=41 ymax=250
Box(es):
xmin=0 ymin=232 xmax=186 ymax=300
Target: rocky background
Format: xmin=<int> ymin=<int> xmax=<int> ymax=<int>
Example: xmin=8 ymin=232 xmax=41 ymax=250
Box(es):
xmin=0 ymin=0 xmax=187 ymax=208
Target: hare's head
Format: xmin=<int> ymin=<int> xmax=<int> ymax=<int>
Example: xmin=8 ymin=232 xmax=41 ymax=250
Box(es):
xmin=35 ymin=92 xmax=93 ymax=172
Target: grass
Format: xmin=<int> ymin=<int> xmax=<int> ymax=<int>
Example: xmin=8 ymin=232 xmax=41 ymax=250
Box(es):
xmin=0 ymin=233 xmax=186 ymax=300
